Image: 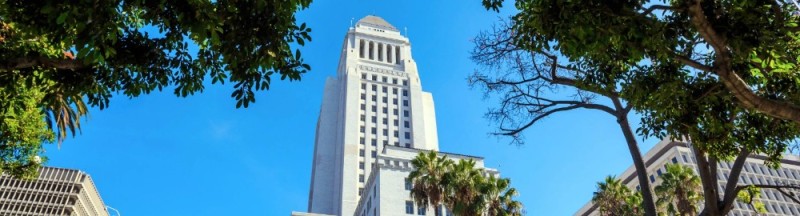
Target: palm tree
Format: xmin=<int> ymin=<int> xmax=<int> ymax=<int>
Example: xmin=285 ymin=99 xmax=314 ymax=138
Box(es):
xmin=41 ymin=84 xmax=88 ymax=146
xmin=481 ymin=176 xmax=523 ymax=216
xmin=592 ymin=176 xmax=642 ymax=216
xmin=443 ymin=159 xmax=486 ymax=216
xmin=654 ymin=164 xmax=702 ymax=216
xmin=408 ymin=151 xmax=453 ymax=210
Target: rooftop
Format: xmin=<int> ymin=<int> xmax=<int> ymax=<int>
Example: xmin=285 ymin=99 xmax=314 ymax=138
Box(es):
xmin=357 ymin=15 xmax=398 ymax=31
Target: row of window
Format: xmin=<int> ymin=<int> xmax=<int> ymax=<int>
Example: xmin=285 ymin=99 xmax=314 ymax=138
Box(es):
xmin=359 ymin=39 xmax=402 ymax=64
xmin=404 ymin=201 xmax=451 ymax=216
xmin=362 ymin=73 xmax=409 ymax=87
xmin=361 ymin=84 xmax=409 ymax=96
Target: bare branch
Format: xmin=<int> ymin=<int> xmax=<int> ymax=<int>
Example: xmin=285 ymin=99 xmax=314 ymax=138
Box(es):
xmin=640 ymin=5 xmax=678 ymax=16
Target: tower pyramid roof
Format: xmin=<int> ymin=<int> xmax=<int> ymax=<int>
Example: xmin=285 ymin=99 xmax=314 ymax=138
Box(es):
xmin=357 ymin=15 xmax=398 ymax=31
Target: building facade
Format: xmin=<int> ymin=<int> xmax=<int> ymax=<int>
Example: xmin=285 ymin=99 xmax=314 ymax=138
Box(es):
xmin=0 ymin=167 xmax=109 ymax=216
xmin=353 ymin=145 xmax=497 ymax=216
xmin=301 ymin=15 xmax=498 ymax=216
xmin=575 ymin=139 xmax=800 ymax=216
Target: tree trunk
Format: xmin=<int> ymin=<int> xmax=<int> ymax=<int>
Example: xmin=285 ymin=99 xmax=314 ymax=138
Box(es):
xmin=612 ymin=97 xmax=657 ymax=216
xmin=691 ymin=145 xmax=720 ymax=216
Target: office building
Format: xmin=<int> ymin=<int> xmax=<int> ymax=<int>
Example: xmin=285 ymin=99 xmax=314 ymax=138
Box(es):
xmin=575 ymin=139 xmax=800 ymax=216
xmin=0 ymin=166 xmax=109 ymax=216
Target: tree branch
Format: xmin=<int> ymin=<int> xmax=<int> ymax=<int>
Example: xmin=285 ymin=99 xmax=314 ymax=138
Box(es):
xmin=640 ymin=5 xmax=677 ymax=16
xmin=720 ymin=149 xmax=751 ymax=214
xmin=685 ymin=0 xmax=800 ymax=123
xmin=734 ymin=184 xmax=800 ymax=205
xmin=2 ymin=57 xmax=87 ymax=71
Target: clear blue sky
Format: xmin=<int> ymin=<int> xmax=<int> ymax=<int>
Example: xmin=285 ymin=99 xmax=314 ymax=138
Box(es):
xmin=46 ymin=1 xmax=660 ymax=215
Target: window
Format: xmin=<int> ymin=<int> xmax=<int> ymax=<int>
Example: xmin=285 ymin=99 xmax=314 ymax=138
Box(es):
xmin=368 ymin=41 xmax=374 ymax=60
xmin=371 ymin=116 xmax=377 ymax=123
xmin=371 ymin=139 xmax=377 ymax=146
xmin=360 ymin=138 xmax=365 ymax=145
xmin=396 ymin=47 xmax=401 ymax=64
xmin=371 ymin=95 xmax=376 ymax=101
xmin=383 ymin=86 xmax=388 ymax=93
xmin=371 ymin=105 xmax=377 ymax=112
xmin=359 ymin=40 xmax=365 ymax=58
xmin=649 ymin=175 xmax=655 ymax=183
xmin=359 ymin=174 xmax=365 ymax=183
xmin=418 ymin=206 xmax=426 ymax=215
xmin=360 ymin=126 xmax=365 ymax=133
xmin=360 ymin=115 xmax=365 ymax=121
xmin=393 ymin=79 xmax=398 ymax=85
xmin=383 ymin=129 xmax=388 ymax=136
xmin=378 ymin=43 xmax=384 ymax=61
xmin=657 ymin=169 xmax=663 ymax=176
xmin=371 ymin=150 xmax=377 ymax=157
xmin=382 ymin=76 xmax=387 ymax=83
xmin=403 ymin=89 xmax=408 ymax=96
xmin=405 ymin=178 xmax=412 ymax=190
xmin=671 ymin=157 xmax=678 ymax=163
xmin=360 ymin=162 xmax=365 ymax=169
xmin=362 ymin=73 xmax=367 ymax=79
xmin=394 ymin=120 xmax=399 ymax=126
xmin=394 ymin=109 xmax=399 ymax=115
xmin=359 ymin=187 xmax=364 ymax=195
xmin=359 ymin=149 xmax=365 ymax=156
xmin=403 ymin=80 xmax=408 ymax=86
xmin=382 ymin=107 xmax=388 ymax=114
xmin=371 ymin=127 xmax=377 ymax=134
xmin=394 ymin=130 xmax=399 ymax=137
xmin=372 ymin=84 xmax=377 ymax=91
xmin=405 ymin=143 xmax=411 ymax=148
xmin=383 ymin=118 xmax=388 ymax=124
xmin=393 ymin=98 xmax=398 ymax=105
xmin=360 ymin=104 xmax=366 ymax=110
xmin=395 ymin=141 xmax=400 ymax=146
xmin=403 ymin=100 xmax=409 ymax=106
xmin=382 ymin=97 xmax=388 ymax=103
xmin=361 ymin=94 xmax=366 ymax=100
xmin=361 ymin=83 xmax=366 ymax=89
xmin=404 ymin=110 xmax=410 ymax=117
xmin=372 ymin=75 xmax=377 ymax=81
xmin=405 ymin=132 xmax=411 ymax=139
xmin=383 ymin=140 xmax=388 ymax=146
xmin=387 ymin=45 xmax=393 ymax=63
xmin=406 ymin=201 xmax=414 ymax=214
xmin=404 ymin=121 xmax=410 ymax=128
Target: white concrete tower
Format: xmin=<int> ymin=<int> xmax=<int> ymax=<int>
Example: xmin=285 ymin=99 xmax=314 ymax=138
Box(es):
xmin=306 ymin=15 xmax=440 ymax=216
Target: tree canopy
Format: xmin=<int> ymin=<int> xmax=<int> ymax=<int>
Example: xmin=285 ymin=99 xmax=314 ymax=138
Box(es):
xmin=0 ymin=0 xmax=312 ymax=177
xmin=476 ymin=0 xmax=800 ymax=215
xmin=408 ymin=152 xmax=523 ymax=216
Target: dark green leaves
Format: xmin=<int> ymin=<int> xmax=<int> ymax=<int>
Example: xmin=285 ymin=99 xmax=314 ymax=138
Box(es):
xmin=0 ymin=0 xmax=313 ymax=177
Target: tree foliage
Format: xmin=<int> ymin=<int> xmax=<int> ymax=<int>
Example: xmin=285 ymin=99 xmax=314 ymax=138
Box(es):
xmin=476 ymin=0 xmax=800 ymax=215
xmin=408 ymin=152 xmax=524 ymax=216
xmin=0 ymin=0 xmax=312 ymax=177
xmin=592 ymin=176 xmax=644 ymax=216
xmin=0 ymin=82 xmax=53 ymax=178
xmin=654 ymin=164 xmax=702 ymax=216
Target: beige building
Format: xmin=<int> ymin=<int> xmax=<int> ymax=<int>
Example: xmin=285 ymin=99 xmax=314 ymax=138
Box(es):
xmin=0 ymin=167 xmax=109 ymax=216
xmin=575 ymin=139 xmax=800 ymax=216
